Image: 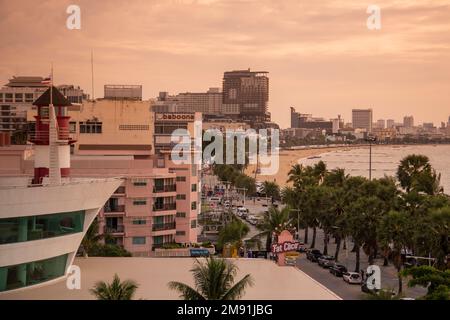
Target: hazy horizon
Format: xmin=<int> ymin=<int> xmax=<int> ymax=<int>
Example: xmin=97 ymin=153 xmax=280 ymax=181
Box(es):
xmin=1 ymin=0 xmax=449 ymax=128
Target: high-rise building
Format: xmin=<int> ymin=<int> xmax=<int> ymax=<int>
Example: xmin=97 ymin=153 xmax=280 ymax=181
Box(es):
xmin=386 ymin=119 xmax=395 ymax=128
xmin=0 ymin=77 xmax=87 ymax=134
xmin=376 ymin=119 xmax=386 ymax=129
xmin=0 ymin=76 xmax=48 ymax=133
xmin=222 ymin=69 xmax=269 ymax=125
xmin=352 ymin=108 xmax=373 ymax=132
xmin=152 ymin=88 xmax=222 ymax=116
xmin=290 ymin=107 xmax=299 ymax=128
xmin=403 ymin=116 xmax=414 ymax=128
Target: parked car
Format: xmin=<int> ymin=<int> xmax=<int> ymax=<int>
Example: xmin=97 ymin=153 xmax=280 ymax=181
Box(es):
xmin=329 ymin=263 xmax=348 ymax=277
xmin=318 ymin=255 xmax=335 ymax=268
xmin=296 ymin=243 xmax=307 ymax=253
xmin=306 ymin=249 xmax=322 ymax=262
xmin=285 ymin=254 xmax=299 ymax=266
xmin=343 ymin=272 xmax=363 ymax=284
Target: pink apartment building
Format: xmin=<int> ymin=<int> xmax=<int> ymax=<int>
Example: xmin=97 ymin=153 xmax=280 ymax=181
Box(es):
xmin=14 ymin=99 xmax=202 ymax=256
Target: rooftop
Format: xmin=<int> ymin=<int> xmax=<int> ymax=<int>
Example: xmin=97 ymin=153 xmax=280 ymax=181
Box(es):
xmin=0 ymin=257 xmax=341 ymax=300
xmin=5 ymin=76 xmax=48 ymax=88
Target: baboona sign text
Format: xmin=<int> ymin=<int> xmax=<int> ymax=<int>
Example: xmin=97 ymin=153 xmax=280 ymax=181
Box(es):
xmin=271 ymin=241 xmax=300 ymax=254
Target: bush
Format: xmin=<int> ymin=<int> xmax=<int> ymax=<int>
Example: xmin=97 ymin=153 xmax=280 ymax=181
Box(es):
xmin=89 ymin=244 xmax=132 ymax=257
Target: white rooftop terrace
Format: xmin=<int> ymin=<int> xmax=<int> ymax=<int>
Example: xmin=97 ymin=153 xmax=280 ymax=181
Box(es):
xmin=1 ymin=257 xmax=341 ymax=300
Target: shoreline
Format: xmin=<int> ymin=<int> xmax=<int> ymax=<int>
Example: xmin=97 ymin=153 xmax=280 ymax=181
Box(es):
xmin=246 ymin=144 xmax=449 ymax=187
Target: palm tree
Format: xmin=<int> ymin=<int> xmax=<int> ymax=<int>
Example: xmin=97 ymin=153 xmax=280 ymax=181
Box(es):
xmin=253 ymin=207 xmax=292 ymax=251
xmin=81 ymin=218 xmax=106 ymax=257
xmin=397 ymin=154 xmax=442 ymax=194
xmin=168 ymin=256 xmax=254 ymax=300
xmin=378 ymin=211 xmax=414 ymax=294
xmin=90 ymin=274 xmax=138 ymax=300
xmin=217 ymin=218 xmax=250 ymax=252
xmin=261 ymin=181 xmax=280 ymax=203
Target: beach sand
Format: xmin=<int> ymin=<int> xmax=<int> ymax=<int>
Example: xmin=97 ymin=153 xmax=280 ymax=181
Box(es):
xmin=245 ymin=147 xmax=352 ymax=186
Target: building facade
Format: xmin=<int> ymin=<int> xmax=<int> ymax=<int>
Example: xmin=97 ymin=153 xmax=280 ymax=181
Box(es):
xmin=352 ymin=108 xmax=373 ymax=132
xmin=26 ymin=99 xmax=200 ymax=255
xmin=222 ymin=69 xmax=270 ymax=125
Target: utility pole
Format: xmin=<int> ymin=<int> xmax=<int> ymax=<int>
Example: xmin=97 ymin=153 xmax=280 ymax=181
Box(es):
xmin=290 ymin=208 xmax=301 ymax=240
xmin=367 ymin=135 xmax=376 ymax=181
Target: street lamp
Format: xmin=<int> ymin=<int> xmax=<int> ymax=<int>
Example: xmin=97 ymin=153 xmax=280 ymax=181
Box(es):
xmin=366 ymin=135 xmax=377 ymax=181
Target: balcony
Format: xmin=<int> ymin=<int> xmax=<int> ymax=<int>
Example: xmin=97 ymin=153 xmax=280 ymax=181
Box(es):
xmin=104 ymin=225 xmax=125 ymax=234
xmin=153 ymin=203 xmax=176 ymax=212
xmin=103 ymin=205 xmax=125 ymax=213
xmin=153 ymin=184 xmax=176 ymax=193
xmin=152 ymin=222 xmax=176 ymax=232
xmin=114 ymin=186 xmax=126 ymax=195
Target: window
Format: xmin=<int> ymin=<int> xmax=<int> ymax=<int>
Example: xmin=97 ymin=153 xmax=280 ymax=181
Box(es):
xmin=191 ymin=219 xmax=197 ymax=229
xmin=5 ymin=93 xmax=13 ymax=102
xmin=25 ymin=93 xmax=34 ymax=102
xmin=119 ymin=124 xmax=150 ymax=131
xmin=39 ymin=106 xmax=49 ymax=117
xmin=132 ymin=178 xmax=147 ymax=187
xmin=69 ymin=122 xmax=76 ymax=133
xmin=133 ymin=198 xmax=147 ymax=206
xmin=0 ymin=93 xmax=3 ymax=102
xmin=176 ymin=194 xmax=186 ymax=200
xmin=156 ymin=157 xmax=165 ymax=168
xmin=191 ymin=184 xmax=197 ymax=192
xmin=0 ymin=254 xmax=68 ymax=292
xmin=176 ymin=176 xmax=186 ymax=182
xmin=176 ymin=231 xmax=186 ymax=236
xmin=0 ymin=211 xmax=85 ymax=245
xmin=176 ymin=212 xmax=186 ymax=218
xmin=153 ymin=235 xmax=163 ymax=245
xmin=132 ymin=237 xmax=146 ymax=245
xmin=14 ymin=93 xmax=23 ymax=103
xmin=132 ymin=219 xmax=146 ymax=225
xmin=79 ymin=121 xmax=102 ymax=134
xmin=191 ymin=201 xmax=197 ymax=210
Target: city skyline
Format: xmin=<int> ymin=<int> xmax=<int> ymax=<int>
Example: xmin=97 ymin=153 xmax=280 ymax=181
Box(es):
xmin=1 ymin=0 xmax=449 ymax=128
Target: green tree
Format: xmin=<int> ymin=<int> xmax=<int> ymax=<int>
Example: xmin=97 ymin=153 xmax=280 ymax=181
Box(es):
xmin=80 ymin=218 xmax=105 ymax=257
xmin=261 ymin=181 xmax=280 ymax=202
xmin=253 ymin=207 xmax=292 ymax=251
xmin=217 ymin=218 xmax=250 ymax=251
xmin=378 ymin=211 xmax=414 ymax=294
xmin=397 ymin=154 xmax=443 ymax=195
xmin=90 ymin=274 xmax=138 ymax=300
xmin=402 ymin=266 xmax=450 ymax=300
xmin=168 ymin=256 xmax=254 ymax=300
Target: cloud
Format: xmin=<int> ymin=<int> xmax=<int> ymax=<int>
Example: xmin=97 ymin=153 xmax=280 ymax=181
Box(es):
xmin=0 ymin=0 xmax=449 ymax=127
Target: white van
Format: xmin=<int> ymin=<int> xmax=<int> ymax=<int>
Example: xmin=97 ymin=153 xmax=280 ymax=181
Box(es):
xmin=236 ymin=207 xmax=248 ymax=218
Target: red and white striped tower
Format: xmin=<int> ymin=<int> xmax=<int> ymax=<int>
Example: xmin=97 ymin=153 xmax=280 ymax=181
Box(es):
xmin=30 ymin=77 xmax=75 ymax=184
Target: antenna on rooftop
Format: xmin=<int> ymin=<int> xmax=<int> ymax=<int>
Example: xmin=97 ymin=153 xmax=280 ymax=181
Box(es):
xmin=91 ymin=49 xmax=95 ymax=100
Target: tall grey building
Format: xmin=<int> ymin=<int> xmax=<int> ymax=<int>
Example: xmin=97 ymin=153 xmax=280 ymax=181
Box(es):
xmin=352 ymin=108 xmax=373 ymax=132
xmin=222 ymin=69 xmax=270 ymax=125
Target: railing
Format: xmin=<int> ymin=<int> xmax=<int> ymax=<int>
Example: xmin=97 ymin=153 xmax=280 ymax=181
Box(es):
xmin=103 ymin=205 xmax=125 ymax=213
xmin=29 ymin=128 xmax=72 ymax=142
xmin=153 ymin=203 xmax=176 ymax=211
xmin=153 ymin=184 xmax=176 ymax=193
xmin=104 ymin=225 xmax=125 ymax=233
xmin=152 ymin=222 xmax=176 ymax=232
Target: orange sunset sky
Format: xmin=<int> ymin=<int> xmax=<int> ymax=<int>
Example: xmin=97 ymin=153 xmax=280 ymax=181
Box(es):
xmin=0 ymin=0 xmax=449 ymax=128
